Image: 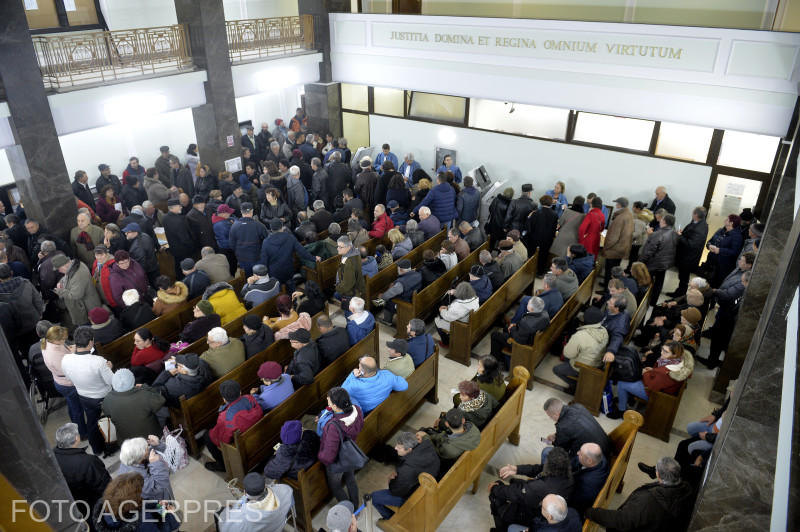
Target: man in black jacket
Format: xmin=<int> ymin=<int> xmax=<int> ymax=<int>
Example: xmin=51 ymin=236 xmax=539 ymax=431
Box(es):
xmin=286 ymin=328 xmax=320 ymax=387
xmin=162 ymin=199 xmax=198 ymax=279
xmin=377 ymin=259 xmax=422 ymax=324
xmin=316 ymin=315 xmax=350 ymax=368
xmin=669 ymin=206 xmax=709 ymax=298
xmin=120 ymin=206 xmax=156 ymax=244
xmin=151 ymin=353 xmax=212 ymax=407
xmin=327 ymin=151 xmax=352 ymax=206
xmin=542 ymin=398 xmax=611 ymax=460
xmin=648 ymin=186 xmax=677 ymax=229
xmin=95 ymin=164 xmax=122 ymax=197
xmin=639 ymin=214 xmax=679 ymax=305
xmin=585 ymin=457 xmax=693 ymax=532
xmin=186 ymin=195 xmax=218 ymax=252
xmin=170 ymin=155 xmax=195 ymax=197
xmin=480 ymin=250 xmax=505 ymax=291
xmin=122 ymin=223 xmax=159 ymax=287
xmin=503 ymin=183 xmax=536 ymax=231
xmin=53 ymin=422 xmax=111 ymax=519
xmin=372 ymin=431 xmax=440 ymax=520
xmin=71 ymin=170 xmax=95 ymax=210
xmin=489 ymin=295 xmax=549 ymax=363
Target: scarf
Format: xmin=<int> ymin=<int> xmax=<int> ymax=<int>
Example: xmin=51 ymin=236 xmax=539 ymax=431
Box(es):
xmin=76 ymin=231 xmax=95 ymax=252
xmin=459 ymin=390 xmax=487 ymax=413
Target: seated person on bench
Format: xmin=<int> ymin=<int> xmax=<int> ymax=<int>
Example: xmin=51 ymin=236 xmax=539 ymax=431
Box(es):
xmin=443 ymin=380 xmax=497 ymax=430
xmin=600 ymin=295 xmax=630 ymax=367
xmin=263 ymin=420 xmax=319 ymax=482
xmin=240 ymin=314 xmax=275 ymax=360
xmin=434 ymin=282 xmax=479 ymax=347
xmin=385 ymin=339 xmax=414 ymax=379
xmin=480 ymin=249 xmax=505 ymax=292
xmin=150 ymin=354 xmax=212 ymax=408
xmin=316 ymin=315 xmax=350 ymax=368
xmin=204 ymin=380 xmax=262 ymax=472
xmin=418 ymin=248 xmax=446 ymax=288
xmin=416 ymin=408 xmax=480 ymax=471
xmin=468 ymin=265 xmax=492 ymax=305
xmin=566 ymin=244 xmax=594 ymax=284
xmin=370 ymin=431 xmax=440 ymax=520
xmin=239 ymin=264 xmax=280 ymax=309
xmin=551 ymin=257 xmax=579 ymax=300
xmin=636 ymin=289 xmax=703 ymax=349
xmin=406 ymin=319 xmax=435 ymax=368
xmin=263 ymin=294 xmax=297 ymax=331
xmin=250 ymin=361 xmax=293 ymax=412
xmin=345 ymin=297 xmax=375 ymax=346
xmin=489 ymin=296 xmax=549 ymax=367
xmin=552 ymin=307 xmax=608 ymax=394
xmin=510 ymin=273 xmax=563 ymax=325
xmin=488 ymin=447 xmax=575 ymax=532
xmin=541 ymin=398 xmax=611 ymax=461
xmin=341 ymin=355 xmax=409 ymax=415
xmin=595 ymin=278 xmax=636 ymax=315
xmin=179 ymin=300 xmax=221 ymax=344
xmin=456 ymin=355 xmax=506 ymax=404
xmin=200 ymin=327 xmax=245 ymax=379
xmin=285 ymin=329 xmax=320 ymax=388
xmin=217 ymin=472 xmax=293 ymax=532
xmin=376 ymin=259 xmax=422 ymax=323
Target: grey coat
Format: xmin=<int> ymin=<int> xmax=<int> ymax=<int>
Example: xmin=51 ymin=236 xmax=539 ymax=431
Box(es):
xmin=54 ymin=261 xmax=102 ymax=327
xmin=551 ymin=209 xmax=585 ymax=258
xmin=638 ymin=226 xmax=679 ymax=272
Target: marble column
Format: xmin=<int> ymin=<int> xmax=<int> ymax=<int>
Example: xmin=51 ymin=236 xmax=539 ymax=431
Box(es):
xmin=0 ymin=331 xmax=83 ymax=532
xmin=712 ymin=143 xmax=798 ymax=397
xmin=304 ymin=82 xmax=342 ymax=138
xmin=299 ymin=0 xmax=351 ymax=82
xmin=174 ymin=0 xmax=240 ymax=175
xmin=689 ymin=202 xmax=800 ymax=530
xmin=0 ymin=1 xmax=77 ymax=240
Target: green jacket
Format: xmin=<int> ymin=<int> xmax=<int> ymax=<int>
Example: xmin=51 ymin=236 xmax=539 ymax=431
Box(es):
xmin=428 ymin=422 xmax=480 ymax=460
xmin=303 ymin=239 xmax=337 ymax=267
xmin=385 ymin=354 xmax=414 ymax=379
xmin=336 ymin=253 xmax=364 ymax=298
xmin=201 ymin=337 xmax=246 ymax=379
xmin=102 ymin=386 xmax=165 ymax=443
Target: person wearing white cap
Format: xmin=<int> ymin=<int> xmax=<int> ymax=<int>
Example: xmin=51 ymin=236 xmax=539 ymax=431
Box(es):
xmin=325 ymin=501 xmax=358 ymax=532
xmin=217 ymin=472 xmax=293 ymax=532
xmin=102 ymin=368 xmax=165 ymax=443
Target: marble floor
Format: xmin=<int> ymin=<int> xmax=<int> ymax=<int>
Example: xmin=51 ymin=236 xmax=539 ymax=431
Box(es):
xmin=40 ymin=269 xmax=722 ymax=531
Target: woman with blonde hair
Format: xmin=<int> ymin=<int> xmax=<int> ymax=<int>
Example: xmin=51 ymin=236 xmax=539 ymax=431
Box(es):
xmin=630 ymin=261 xmax=652 ymax=302
xmin=409 ymin=178 xmax=432 ymax=212
xmin=41 ymin=326 xmax=87 ymax=438
xmin=546 ymin=180 xmax=568 ymax=216
xmin=388 ymin=227 xmax=413 ymax=259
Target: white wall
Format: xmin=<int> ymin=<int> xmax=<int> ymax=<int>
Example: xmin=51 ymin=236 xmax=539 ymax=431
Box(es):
xmin=231 ymin=53 xmax=322 ymax=99
xmin=369 ymin=114 xmax=711 ymax=223
xmin=0 ymin=150 xmax=12 ymax=187
xmin=235 ymin=86 xmax=303 ymax=129
xmin=223 ymin=0 xmax=298 ymax=20
xmin=99 ymin=0 xmax=177 ymax=31
xmin=57 ymin=108 xmax=198 ymax=189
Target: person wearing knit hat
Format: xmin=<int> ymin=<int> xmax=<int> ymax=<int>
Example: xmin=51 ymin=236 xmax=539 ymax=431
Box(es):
xmin=241 ymin=313 xmax=275 ymax=359
xmin=250 ymin=360 xmax=293 ymax=412
xmin=497 ymin=238 xmax=524 ymax=280
xmin=205 ymin=380 xmax=262 ymax=472
xmin=102 ymin=368 xmax=165 ymax=443
xmin=263 ymin=419 xmax=316 ymax=481
xmin=468 ymin=264 xmax=492 ymax=304
xmin=375 ymin=256 xmax=422 ymax=324
xmin=216 ymin=471 xmax=293 ymax=530
xmin=88 ymin=306 xmax=126 ymax=345
xmin=553 ymin=305 xmax=609 ymax=393
xmin=286 ymin=328 xmax=319 ymax=388
xmin=112 ymin=368 xmax=135 ymax=393
xmin=685 ymin=288 xmax=704 ymax=308
xmin=681 ymin=307 xmax=702 ymax=327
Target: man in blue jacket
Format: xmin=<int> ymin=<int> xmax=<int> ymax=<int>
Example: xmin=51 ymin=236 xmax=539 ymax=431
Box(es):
xmin=412 ymin=173 xmax=456 ymax=228
xmin=374 ymin=143 xmax=399 ymax=175
xmin=341 ymin=355 xmax=408 ymax=415
xmin=228 ymin=202 xmax=267 ymax=276
xmin=456 ymin=176 xmax=481 ymax=224
xmin=260 ymin=219 xmax=319 ymax=292
xmin=406 ymin=319 xmax=435 ymax=367
xmin=468 ymin=265 xmax=492 ymax=304
xmin=398 ymin=153 xmax=421 ymax=187
xmin=436 ymin=154 xmax=462 ymax=183
xmin=346 ymin=297 xmax=375 ymax=345
xmin=601 ymin=295 xmax=630 ymax=365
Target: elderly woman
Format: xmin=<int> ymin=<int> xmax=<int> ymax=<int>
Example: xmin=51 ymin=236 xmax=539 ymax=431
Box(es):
xmin=70 ymin=212 xmax=104 ymax=267
xmin=151 ymin=275 xmax=188 ymax=316
xmin=179 ymin=300 xmax=221 ymax=343
xmin=707 ymin=213 xmax=745 ymax=287
xmin=550 ymin=196 xmax=585 ymax=258
xmin=434 ymin=282 xmax=479 ymax=347
xmin=388 ymin=227 xmax=413 ymax=259
xmin=450 ymin=379 xmax=498 ymax=430
xmin=95 ymin=185 xmax=123 ymax=224
xmin=409 ymin=178 xmax=432 ymax=212
xmin=119 ymin=289 xmax=157 ymax=331
xmin=91 ymin=473 xmax=179 ymax=532
xmin=545 ymin=180 xmax=569 ymax=217
xmin=118 ymin=436 xmax=174 ymax=502
xmin=103 ymin=223 xmax=126 ymax=254
xmin=608 ymin=340 xmax=694 ymax=419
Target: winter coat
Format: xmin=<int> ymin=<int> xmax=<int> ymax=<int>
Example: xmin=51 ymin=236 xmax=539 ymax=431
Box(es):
xmin=554 ymin=403 xmax=611 ymax=457
xmin=91 ymin=259 xmax=119 ymax=307
xmin=95 ymin=196 xmax=121 ymax=224
xmin=127 ymin=233 xmax=158 ymax=274
xmin=203 ymin=282 xmax=247 ymax=324
xmin=638 ymin=226 xmax=678 ymax=272
xmin=263 ymin=430 xmax=320 ymax=480
xmin=201 ymin=337 xmax=246 ymax=379
xmin=218 ymin=484 xmax=293 ymax=532
xmin=55 ymin=261 xmax=102 ymax=327
xmin=511 ymin=311 xmax=550 ymax=345
xmin=349 ymin=227 xmax=370 ymax=248
xmin=117 ymin=455 xmax=174 ymax=503
xmin=54 ymin=447 xmax=110 ymax=513
xmin=253 ymin=374 xmax=293 ymax=411
xmin=92 ymin=317 xmax=126 ymax=345
xmin=182 ymin=270 xmax=211 ymax=300
xmin=603 ymin=208 xmax=634 ymax=260
xmin=120 ymin=302 xmax=157 ymax=332
xmin=0 ymin=277 xmax=41 ymax=335
xmin=490 ymin=473 xmax=574 ymax=529
xmin=416 ymin=214 xmax=441 ymax=241
xmin=151 ymin=360 xmax=213 ymax=407
xmin=285 ymin=177 xmax=307 ymax=213
xmin=346 ymin=312 xmax=375 ymax=345
xmin=434 ymin=296 xmax=479 ymax=331
xmin=649 ymin=194 xmax=677 ymax=217
xmin=499 ymin=251 xmax=523 ymax=280
xmin=419 ymin=258 xmax=447 ymax=288
xmin=676 ymin=219 xmax=709 ymax=270
xmin=131 ymin=345 xmax=167 ymax=371
xmin=585 ymin=480 xmax=694 ymax=532
xmin=390 ymin=438 xmax=440 ymax=499
xmin=457 ymin=186 xmax=481 ymax=223
xmin=385 ymin=354 xmax=414 ymax=378
xmin=180 ymin=314 xmax=221 ymax=343
xmin=109 ymin=260 xmax=149 ymax=308
xmin=209 ymin=394 xmax=263 ymax=446
xmin=318 ymin=406 xmax=365 ymax=465
xmin=260 ymin=231 xmax=315 ymax=283
xmin=241 ymin=278 xmax=280 ymax=310
xmin=70 ymin=224 xmax=105 ymax=267
xmin=287 ymin=342 xmax=321 ymax=387
xmin=101 ymin=386 xmax=165 ymax=442
xmin=386 ymin=188 xmax=411 ymax=210
xmin=317 ymin=327 xmax=351 ymax=367
xmin=229 ymin=217 xmax=268 ymax=264
xmin=212 ymin=216 xmax=234 ymax=250
xmin=524 ymin=206 xmax=559 ymax=256
xmin=460 ymin=227 xmax=482 ymax=252
xmin=391 ymin=237 xmax=413 ymax=259
xmin=259 ymin=200 xmax=292 ymax=228
xmin=143 ymin=176 xmax=170 ymax=204
xmin=564 ymin=323 xmax=609 ymax=369
xmin=539 ymin=288 xmax=564 ymax=318
xmin=578 ymin=207 xmax=606 ymax=257
xmin=274 ymin=312 xmax=312 ymax=341
xmin=568 ymin=255 xmax=594 ymax=285
xmin=458 ymin=390 xmax=498 ymax=429
xmin=427 ymin=422 xmax=480 ymax=460
xmin=162 ymin=211 xmax=197 ymax=261
xmin=196 ymin=253 xmax=232 ymax=284
xmin=504 ymin=196 xmax=536 ymax=231
xmin=152 ymin=282 xmax=188 ymax=316
xmin=336 ymin=250 xmax=365 ymax=298
xmin=354 ymin=170 xmax=379 ymax=211
xmin=414 ymin=183 xmax=457 ymax=223
xmin=471 ymin=275 xmax=493 ymax=304
xmin=632 ymin=217 xmax=649 ymax=247
xmin=342 ymin=369 xmax=409 ymax=414
xmin=602 ymin=310 xmax=629 ymax=355
xmin=186 ymin=207 xmax=217 ymax=251
xmin=407 ymin=334 xmax=435 ymax=367
xmin=72 ymin=180 xmax=96 ymax=209
xmin=486 ymin=194 xmax=512 ymax=240
xmin=120 ymin=183 xmax=148 ymax=212
xmin=369 ymin=212 xmax=395 ymax=239
xmin=708 ymin=227 xmax=744 ymax=281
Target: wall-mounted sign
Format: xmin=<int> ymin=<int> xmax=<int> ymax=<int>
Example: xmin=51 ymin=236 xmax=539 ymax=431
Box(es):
xmin=226 ymin=135 xmax=234 ymax=147
xmin=225 ymin=157 xmax=242 ymax=173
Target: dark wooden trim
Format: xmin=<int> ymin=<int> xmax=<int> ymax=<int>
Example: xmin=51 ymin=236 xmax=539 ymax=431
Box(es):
xmin=30 ymin=24 xmax=103 ymax=34
xmin=706 ymin=129 xmax=724 ymax=165
xmin=566 ymin=110 xmax=577 ymax=142
xmin=463 ymin=97 xmax=471 ymax=128
xmin=714 ymin=166 xmax=771 ymax=182
xmin=367 ymin=86 xmax=375 ymax=114
xmin=570 ymin=139 xmax=650 ymax=157
xmin=649 ymin=121 xmax=661 ymax=155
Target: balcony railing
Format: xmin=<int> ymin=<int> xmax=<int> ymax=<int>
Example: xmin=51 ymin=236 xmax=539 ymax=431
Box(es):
xmin=32 ymin=24 xmax=193 ymax=90
xmin=226 ymin=15 xmax=315 ymax=63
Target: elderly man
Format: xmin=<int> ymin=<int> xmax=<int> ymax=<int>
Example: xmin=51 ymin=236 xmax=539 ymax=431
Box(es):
xmin=286 ymin=328 xmax=320 ymax=387
xmin=122 ymin=222 xmax=159 ymax=287
xmin=459 ymin=220 xmax=484 ymax=252
xmin=70 ymin=212 xmax=105 ymax=267
xmin=196 ymin=245 xmax=233 ymax=283
xmin=102 ymin=368 xmax=165 ymax=442
xmin=217 ymin=472 xmax=293 ymax=532
xmin=342 ymin=355 xmax=408 ymax=415
xmin=406 ymin=318 xmax=435 ymax=367
xmin=385 ymin=339 xmax=414 ymax=378
xmin=201 ymin=327 xmax=245 ymax=379
xmin=336 ymin=236 xmax=365 ymax=300
xmin=285 ymin=165 xmax=307 ymax=214
xmin=53 ymin=255 xmax=102 ymax=328
xmin=490 ymin=296 xmax=549 ymax=363
xmin=71 ymin=170 xmax=95 ymax=210
xmin=416 ymin=206 xmax=441 ymax=240
xmin=541 ymin=398 xmax=610 ymax=460
xmin=497 ymin=239 xmax=523 ymax=280
xmin=398 ymin=153 xmax=421 ymax=186
xmin=476 ymin=249 xmax=504 ymax=291
xmin=504 ymin=184 xmax=535 ymax=231
xmin=412 ymin=172 xmax=456 ymax=228
xmin=53 ymin=422 xmax=111 ymax=519
xmin=311 ymin=201 xmax=334 ymax=236
xmin=346 ymin=297 xmax=375 ymax=345
xmin=585 ymin=457 xmax=693 ymax=530
xmin=162 ymin=198 xmax=197 ymax=279
xmin=369 ymin=204 xmax=394 ymax=238
xmin=599 ymin=294 xmax=630 ymax=365
xmin=376 ymin=259 xmax=422 ymax=323
xmin=648 ymin=186 xmax=677 ymax=229
xmin=371 ymin=431 xmax=440 ymax=520
xmin=639 ymin=213 xmax=679 ymax=305
xmin=598 ymin=278 xmax=637 ymax=316
xmin=240 ymin=263 xmax=280 ymax=309
xmin=602 ymin=197 xmax=634 ymax=288
xmin=316 ymin=314 xmax=350 ymax=367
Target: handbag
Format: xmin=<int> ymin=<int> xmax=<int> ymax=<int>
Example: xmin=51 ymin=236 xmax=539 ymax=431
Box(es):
xmin=327 ymin=420 xmax=368 ymax=473
xmin=157 ymin=426 xmax=189 ymax=472
xmin=97 ymin=417 xmax=117 ymax=443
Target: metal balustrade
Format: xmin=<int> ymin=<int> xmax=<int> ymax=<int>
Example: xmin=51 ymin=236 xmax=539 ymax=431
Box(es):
xmin=226 ymin=15 xmax=315 ymax=63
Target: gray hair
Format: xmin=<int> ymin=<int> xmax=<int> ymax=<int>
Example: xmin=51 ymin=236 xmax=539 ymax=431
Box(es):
xmin=453 ymin=281 xmax=476 ymax=301
xmin=40 ymin=240 xmax=56 ymax=253
xmin=656 ymin=456 xmax=682 ymax=486
xmin=55 ymin=423 xmax=80 ymax=449
xmin=337 ymin=235 xmax=352 ymax=248
xmin=122 ymin=289 xmax=140 ymax=306
xmin=610 ymin=294 xmax=627 ymax=312
xmin=543 ymin=397 xmax=564 ymax=415
xmin=306 ymin=133 xmax=315 ymax=144
xmin=409 ymin=318 xmax=425 ymax=335
xmin=479 ymin=250 xmax=492 ymax=264
xmin=339 ymin=137 xmax=348 ymax=147
xmin=76 ymin=212 xmax=90 ymax=223
xmin=395 ymin=431 xmax=419 ymax=451
xmin=270 ymin=141 xmax=279 ymax=149
xmin=419 ymin=206 xmax=431 ymax=217
xmin=330 ymin=151 xmax=341 ymax=162
xmin=289 ymin=165 xmax=300 ymax=177
xmin=405 ymin=219 xmax=418 ymax=231
xmin=328 ymin=223 xmax=341 ymax=236
xmin=313 ymin=200 xmax=325 ymax=210
xmin=350 ymin=296 xmax=364 ymax=312
xmin=690 ymin=277 xmax=708 ymax=290
xmin=543 ymin=495 xmax=568 ymax=523
xmin=543 ymin=273 xmax=557 ymax=289
xmin=693 ymin=206 xmax=707 ymax=220
xmin=142 ymin=200 xmax=154 ymax=209
xmin=201 ymin=246 xmax=215 ymax=258
xmin=120 ymin=437 xmax=149 ymax=466
xmin=404 ymin=153 xmax=414 ymax=161
xmin=311 ymin=157 xmax=321 ymax=167
xmin=208 ymin=327 xmax=228 ymax=344
xmin=528 ymin=296 xmax=545 ymax=313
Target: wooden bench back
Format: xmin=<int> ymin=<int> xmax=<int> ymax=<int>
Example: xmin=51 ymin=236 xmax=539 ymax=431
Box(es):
xmin=582 ymin=410 xmax=644 ymax=532
xmin=364 ymin=229 xmax=447 ymax=311
xmin=624 ymin=283 xmax=652 ymax=344
xmin=447 ymin=252 xmax=538 ymax=366
xmin=380 ymin=366 xmax=530 ymax=532
xmin=639 ymin=379 xmax=687 ymax=442
xmin=302 ymin=235 xmax=384 ymax=293
xmin=220 ymin=327 xmax=380 ymax=480
xmin=394 ymin=242 xmax=488 ymax=338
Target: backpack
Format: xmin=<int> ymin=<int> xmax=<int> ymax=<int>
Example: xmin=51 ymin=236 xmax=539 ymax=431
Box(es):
xmin=609 ymin=345 xmax=642 ymax=382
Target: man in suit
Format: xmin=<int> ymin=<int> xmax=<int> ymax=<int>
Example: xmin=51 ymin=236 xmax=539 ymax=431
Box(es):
xmin=648 ymin=186 xmax=676 ymax=229
xmin=71 ymin=171 xmax=95 ymax=210
xmin=669 ymin=206 xmax=709 ymax=297
xmin=241 ymin=125 xmax=257 ymax=154
xmin=170 ymin=156 xmax=195 ymax=197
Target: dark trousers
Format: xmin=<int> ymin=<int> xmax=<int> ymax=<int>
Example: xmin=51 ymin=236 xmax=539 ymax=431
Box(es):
xmin=708 ymin=315 xmax=734 ymax=367
xmin=649 ymin=269 xmax=666 ymax=307
xmin=625 ymin=246 xmax=641 ymax=273
xmin=553 ymin=361 xmax=579 ymax=393
xmin=220 ymin=248 xmax=238 ymax=276
xmin=54 ymin=383 xmax=88 ymax=437
xmin=238 ymin=260 xmax=254 ymax=277
xmin=436 ymin=327 xmax=450 ymax=346
xmin=490 ymin=330 xmax=511 ymax=359
xmin=371 ymin=489 xmax=406 ymax=519
xmin=78 ymin=395 xmax=105 ymax=455
xmin=203 ymin=431 xmax=224 ymax=464
xmin=603 ymin=258 xmax=622 ymax=287
xmin=326 ymin=467 xmax=359 ymax=507
xmin=674 ymin=265 xmax=692 ymax=297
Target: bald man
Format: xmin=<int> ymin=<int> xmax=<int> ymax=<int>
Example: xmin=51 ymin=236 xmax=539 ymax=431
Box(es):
xmin=533 ymin=494 xmax=582 ymax=531
xmin=648 ymin=186 xmax=676 ymax=229
xmin=340 ymin=355 xmax=408 ymax=415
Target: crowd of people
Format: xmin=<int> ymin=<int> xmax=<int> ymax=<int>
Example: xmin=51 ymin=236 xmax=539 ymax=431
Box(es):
xmin=7 ymin=106 xmax=760 ymax=532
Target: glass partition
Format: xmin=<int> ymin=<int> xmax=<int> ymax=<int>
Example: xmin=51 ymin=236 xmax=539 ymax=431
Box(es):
xmin=574 ymin=112 xmax=655 ymax=151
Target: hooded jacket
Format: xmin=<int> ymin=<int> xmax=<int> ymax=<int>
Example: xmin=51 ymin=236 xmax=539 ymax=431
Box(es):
xmin=390 ymin=439 xmax=440 ymax=499
xmin=318 ymin=406 xmax=365 ymax=465
xmin=336 ymin=248 xmax=365 ymax=298
xmin=201 ymin=337 xmax=246 ymax=379
xmin=203 ymin=282 xmax=247 ymax=324
xmin=260 ymin=230 xmax=315 ymax=283
xmin=241 ymin=277 xmax=280 ymax=310
xmin=209 ymin=394 xmax=263 ymax=446
xmin=342 ymin=369 xmax=409 ymax=414
xmin=151 ymin=360 xmax=213 ymax=407
xmin=564 ymin=323 xmax=609 ymax=369
xmin=218 ymin=484 xmax=293 ymax=532
xmin=346 ymin=312 xmax=375 ymax=345
xmin=555 ymin=269 xmax=579 ymax=300
xmin=585 ymin=480 xmax=694 ymax=532
xmin=152 ymin=282 xmax=188 ymax=316
xmin=603 ymin=208 xmax=634 ymax=260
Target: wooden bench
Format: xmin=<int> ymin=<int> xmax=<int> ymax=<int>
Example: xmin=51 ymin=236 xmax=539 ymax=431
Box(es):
xmin=509 ymin=265 xmax=598 ymax=390
xmin=447 ymin=252 xmax=538 ymax=366
xmin=572 ymin=283 xmax=653 ymax=415
xmin=582 ymin=410 xmax=644 ymax=532
xmin=219 ymin=327 xmax=380 ymax=481
xmin=634 ymin=380 xmax=687 ymax=442
xmin=283 ymin=348 xmax=441 ymax=531
xmin=379 ymin=366 xmax=531 ymax=532
xmin=364 ymin=229 xmax=447 ymax=311
xmin=394 ymin=242 xmax=488 ymax=339
xmin=301 ymin=235 xmax=385 ymax=294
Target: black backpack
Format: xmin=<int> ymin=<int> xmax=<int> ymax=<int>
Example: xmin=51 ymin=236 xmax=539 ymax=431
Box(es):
xmin=609 ymin=345 xmax=642 ymax=382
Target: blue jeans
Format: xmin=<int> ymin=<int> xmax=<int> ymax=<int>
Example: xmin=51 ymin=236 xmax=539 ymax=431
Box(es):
xmin=54 ymin=382 xmax=87 ymax=438
xmin=688 ymin=439 xmax=713 ymax=455
xmin=511 ymin=296 xmax=530 ymax=325
xmin=78 ymin=395 xmax=105 ymax=455
xmin=617 ymin=380 xmax=649 ymax=410
xmin=238 ymin=260 xmax=254 ymax=276
xmin=371 ymin=489 xmax=406 ymax=519
xmin=541 ymin=445 xmax=552 ymax=464
xmin=687 ymin=421 xmax=715 ymax=437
